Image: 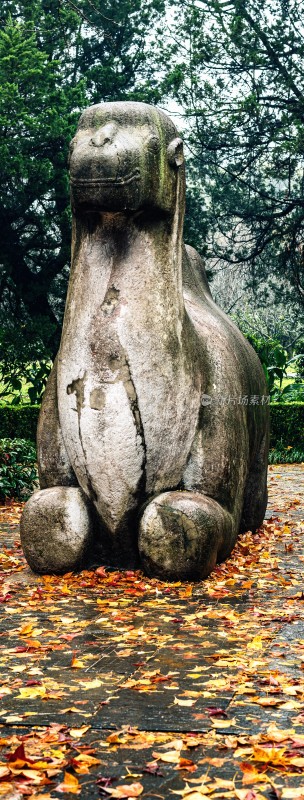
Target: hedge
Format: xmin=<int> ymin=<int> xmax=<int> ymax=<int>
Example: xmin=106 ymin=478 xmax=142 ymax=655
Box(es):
xmin=0 ymin=405 xmax=40 ymax=442
xmin=0 ymin=402 xmax=303 ymax=449
xmin=269 ymin=402 xmax=304 ymax=448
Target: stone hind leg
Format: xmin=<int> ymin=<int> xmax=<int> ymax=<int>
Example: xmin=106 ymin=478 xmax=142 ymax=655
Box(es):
xmin=37 ymin=356 xmax=77 ymax=488
xmin=20 ymin=486 xmax=94 ymax=574
xmin=138 ymin=491 xmax=235 ymax=580
xmin=240 ymin=431 xmax=268 ymax=534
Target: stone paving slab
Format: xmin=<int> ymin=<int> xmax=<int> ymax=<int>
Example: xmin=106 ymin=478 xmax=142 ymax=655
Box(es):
xmin=0 ymin=464 xmax=303 ymax=798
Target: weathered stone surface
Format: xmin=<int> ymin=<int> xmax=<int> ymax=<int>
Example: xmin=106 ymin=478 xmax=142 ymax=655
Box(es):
xmin=20 ymin=487 xmax=92 ymax=573
xmin=20 ymin=101 xmax=269 ymax=579
xmin=139 ymin=491 xmax=235 ymax=580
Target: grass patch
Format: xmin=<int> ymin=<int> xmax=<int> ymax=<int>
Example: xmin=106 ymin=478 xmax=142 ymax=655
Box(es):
xmin=268 ymin=446 xmax=304 ymax=464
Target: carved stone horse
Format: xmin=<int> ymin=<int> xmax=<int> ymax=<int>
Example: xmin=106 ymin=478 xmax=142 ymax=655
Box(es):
xmin=21 ymin=102 xmax=269 ymax=580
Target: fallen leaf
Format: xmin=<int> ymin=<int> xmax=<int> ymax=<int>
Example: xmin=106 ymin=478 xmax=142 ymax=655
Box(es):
xmin=174 ymin=696 xmax=196 ymax=707
xmin=56 ymin=771 xmax=81 ymax=794
xmin=152 ymin=750 xmax=180 ymax=763
xmin=79 ymin=679 xmax=102 ymax=690
xmin=71 ymin=655 xmax=85 ymax=669
xmin=102 ymin=782 xmax=143 ymax=798
xmin=17 ymin=685 xmax=46 ymax=699
xmin=69 ymin=726 xmax=91 ymax=738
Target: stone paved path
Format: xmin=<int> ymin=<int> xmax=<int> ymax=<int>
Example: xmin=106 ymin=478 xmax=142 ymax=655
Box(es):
xmin=0 ymin=464 xmax=303 ymax=799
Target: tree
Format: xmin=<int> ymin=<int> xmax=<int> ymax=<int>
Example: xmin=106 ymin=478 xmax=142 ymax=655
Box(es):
xmin=167 ymin=0 xmax=304 ymax=311
xmin=0 ymin=0 xmax=166 ymax=358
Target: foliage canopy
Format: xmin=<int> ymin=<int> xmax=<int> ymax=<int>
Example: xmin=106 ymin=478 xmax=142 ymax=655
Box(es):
xmin=168 ymin=0 xmax=304 ymax=310
xmin=0 ymin=0 xmax=166 ymax=357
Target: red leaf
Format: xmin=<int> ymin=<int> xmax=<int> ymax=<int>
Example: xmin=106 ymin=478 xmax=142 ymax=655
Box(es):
xmin=8 ymin=743 xmax=26 ymax=762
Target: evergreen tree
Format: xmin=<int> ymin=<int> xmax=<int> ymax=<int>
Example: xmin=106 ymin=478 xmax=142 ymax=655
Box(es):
xmin=168 ymin=0 xmax=304 ymax=310
xmin=0 ymin=0 xmax=166 ymax=357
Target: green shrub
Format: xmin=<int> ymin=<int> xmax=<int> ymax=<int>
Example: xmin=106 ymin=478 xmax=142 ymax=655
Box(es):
xmin=0 ymin=406 xmax=39 ymax=441
xmin=0 ymin=439 xmax=38 ymax=501
xmin=268 ymin=447 xmax=304 ymax=464
xmin=0 ymin=403 xmax=302 ymax=489
xmin=0 ymin=319 xmax=53 ymax=404
xmin=270 ymin=402 xmax=304 ymax=448
xmin=242 ymin=332 xmax=304 ymax=402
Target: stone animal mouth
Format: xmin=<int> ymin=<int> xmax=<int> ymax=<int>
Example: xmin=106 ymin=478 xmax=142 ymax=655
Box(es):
xmin=70 ymin=169 xmax=141 ymax=187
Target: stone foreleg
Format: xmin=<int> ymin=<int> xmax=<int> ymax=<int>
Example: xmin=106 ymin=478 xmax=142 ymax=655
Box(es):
xmin=138 ymin=491 xmax=235 ymax=580
xmin=37 ymin=357 xmax=77 ymax=489
xmin=20 ymin=359 xmax=95 ymax=574
xmin=138 ymin=400 xmax=250 ymax=580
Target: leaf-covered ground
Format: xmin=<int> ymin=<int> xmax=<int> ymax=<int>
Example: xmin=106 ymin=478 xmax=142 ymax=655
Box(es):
xmin=0 ymin=464 xmax=303 ymax=800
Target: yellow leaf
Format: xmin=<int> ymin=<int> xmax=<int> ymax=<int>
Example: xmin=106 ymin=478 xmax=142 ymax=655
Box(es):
xmin=211 ymin=718 xmax=236 ymax=729
xmin=10 ymin=666 xmax=27 ymax=673
xmin=18 ymin=686 xmax=46 ymax=700
xmin=79 ymin=679 xmax=102 ymax=690
xmin=73 ymin=754 xmax=101 ymax=767
xmin=266 ymin=723 xmax=295 ymax=742
xmin=289 ymin=757 xmax=304 ymax=767
xmin=0 ymin=767 xmax=10 ymax=778
xmin=247 ymin=635 xmax=263 ymax=650
xmin=171 ymin=785 xmax=211 ymax=799
xmin=69 ymin=726 xmax=91 ymax=738
xmin=0 ymin=785 xmax=24 ymax=797
xmin=19 ymin=623 xmax=34 ymax=635
xmin=174 ymin=696 xmax=196 ymax=707
xmin=253 ymin=745 xmax=287 ymax=764
xmin=152 ymin=750 xmax=180 ymax=763
xmin=28 ymin=796 xmax=53 ymax=800
xmin=13 ymin=768 xmax=44 ymax=783
xmin=175 ymin=795 xmax=210 ymax=800
xmin=187 ymin=673 xmax=205 ymax=679
xmin=280 ymin=699 xmax=302 ymax=709
xmin=207 ymin=778 xmax=235 ymax=790
xmin=163 ymin=738 xmax=183 ymax=750
xmin=203 ymin=678 xmax=230 ymax=689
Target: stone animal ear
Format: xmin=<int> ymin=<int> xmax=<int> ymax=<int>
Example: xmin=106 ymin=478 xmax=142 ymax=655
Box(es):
xmin=167 ymin=137 xmax=184 ymax=167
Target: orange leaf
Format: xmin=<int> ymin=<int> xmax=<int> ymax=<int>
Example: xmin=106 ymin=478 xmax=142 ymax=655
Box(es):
xmin=253 ymin=745 xmax=287 ymax=765
xmin=71 ymin=655 xmax=85 ymax=669
xmin=56 ymin=771 xmax=81 ymax=794
xmin=240 ymin=762 xmax=268 ymax=784
xmin=19 ymin=623 xmax=33 ymax=636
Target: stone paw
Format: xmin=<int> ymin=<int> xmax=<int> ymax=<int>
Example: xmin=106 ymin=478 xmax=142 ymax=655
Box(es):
xmin=20 ymin=487 xmax=93 ymax=574
xmin=138 ymin=490 xmax=235 ymax=580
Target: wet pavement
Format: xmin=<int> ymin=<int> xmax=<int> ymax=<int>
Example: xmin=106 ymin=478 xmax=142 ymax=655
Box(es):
xmin=0 ymin=464 xmax=303 ymax=799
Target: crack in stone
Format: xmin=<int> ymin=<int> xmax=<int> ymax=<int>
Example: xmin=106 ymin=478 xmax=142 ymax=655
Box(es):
xmin=66 ymin=373 xmax=98 ymax=502
xmin=123 ymin=352 xmax=147 ymax=498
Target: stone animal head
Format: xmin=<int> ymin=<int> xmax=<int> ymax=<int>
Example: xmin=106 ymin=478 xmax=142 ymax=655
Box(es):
xmin=69 ymin=101 xmax=185 ymax=215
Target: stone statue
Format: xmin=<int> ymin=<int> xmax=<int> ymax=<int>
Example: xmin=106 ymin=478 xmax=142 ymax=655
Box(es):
xmin=20 ymin=102 xmax=269 ymax=580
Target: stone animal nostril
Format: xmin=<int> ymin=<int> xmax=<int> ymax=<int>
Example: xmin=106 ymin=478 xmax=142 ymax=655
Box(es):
xmin=90 ymin=124 xmax=116 ymax=147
